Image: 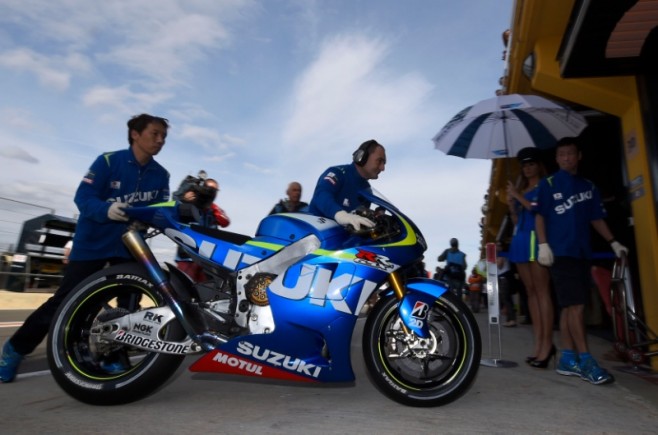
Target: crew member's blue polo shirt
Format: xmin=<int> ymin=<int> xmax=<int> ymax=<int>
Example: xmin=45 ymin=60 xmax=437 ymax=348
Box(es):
xmin=308 ymin=163 xmax=371 ymax=218
xmin=535 ymin=169 xmax=606 ymax=259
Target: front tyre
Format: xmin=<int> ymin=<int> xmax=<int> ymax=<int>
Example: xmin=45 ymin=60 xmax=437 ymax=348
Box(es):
xmin=47 ymin=263 xmax=186 ymax=405
xmin=363 ymin=290 xmax=481 ymax=407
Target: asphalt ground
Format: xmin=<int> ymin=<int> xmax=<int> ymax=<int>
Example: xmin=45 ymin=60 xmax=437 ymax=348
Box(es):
xmin=1 ymin=289 xmax=657 ymax=434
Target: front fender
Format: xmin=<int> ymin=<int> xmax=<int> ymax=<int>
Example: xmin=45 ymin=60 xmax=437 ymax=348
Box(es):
xmin=398 ymin=278 xmax=449 ymax=338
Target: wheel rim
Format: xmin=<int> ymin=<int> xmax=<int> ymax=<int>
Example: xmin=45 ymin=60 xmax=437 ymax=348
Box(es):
xmin=375 ymin=300 xmax=469 ymax=391
xmin=62 ymin=282 xmax=162 ymax=380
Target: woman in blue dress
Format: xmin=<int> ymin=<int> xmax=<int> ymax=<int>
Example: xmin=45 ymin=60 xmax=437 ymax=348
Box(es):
xmin=507 ymin=147 xmax=554 ymax=367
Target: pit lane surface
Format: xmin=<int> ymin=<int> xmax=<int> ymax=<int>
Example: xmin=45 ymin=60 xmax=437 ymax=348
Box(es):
xmin=1 ymin=308 xmax=657 ymax=434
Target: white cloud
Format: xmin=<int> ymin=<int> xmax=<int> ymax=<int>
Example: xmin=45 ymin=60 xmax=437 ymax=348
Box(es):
xmin=243 ymin=162 xmax=275 ymax=175
xmin=0 ymin=0 xmax=257 ymax=91
xmin=0 ymin=49 xmax=72 ymax=91
xmin=82 ymin=86 xmax=173 ymax=117
xmin=202 ymin=152 xmax=237 ymax=163
xmin=283 ymin=33 xmax=436 ymax=156
xmin=0 ymin=146 xmax=40 ymax=163
xmin=167 ymin=104 xmax=214 ymax=122
xmin=179 ymin=124 xmax=226 ymax=150
xmin=0 ymin=108 xmax=40 ymax=130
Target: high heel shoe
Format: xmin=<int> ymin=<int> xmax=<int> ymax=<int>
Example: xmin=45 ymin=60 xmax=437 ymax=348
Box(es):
xmin=525 ymin=356 xmax=537 ymax=364
xmin=529 ymin=345 xmax=556 ymax=369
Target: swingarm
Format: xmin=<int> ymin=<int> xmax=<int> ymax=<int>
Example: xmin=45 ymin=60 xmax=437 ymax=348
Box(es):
xmin=89 ymin=306 xmax=202 ymax=356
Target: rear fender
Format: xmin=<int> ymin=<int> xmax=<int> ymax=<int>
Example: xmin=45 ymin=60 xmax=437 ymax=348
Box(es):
xmin=398 ymin=278 xmax=449 ymax=338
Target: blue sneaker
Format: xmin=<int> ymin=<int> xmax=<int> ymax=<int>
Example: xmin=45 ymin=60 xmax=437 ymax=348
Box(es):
xmin=556 ymin=358 xmax=581 ymax=377
xmin=99 ymin=350 xmax=130 ymax=374
xmin=579 ymin=358 xmax=614 ymax=385
xmin=100 ymin=360 xmax=128 ymax=374
xmin=0 ymin=341 xmax=24 ymax=383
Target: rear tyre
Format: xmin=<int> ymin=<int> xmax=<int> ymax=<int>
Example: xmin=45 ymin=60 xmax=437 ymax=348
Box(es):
xmin=47 ymin=263 xmax=186 ymax=405
xmin=363 ymin=290 xmax=481 ymax=407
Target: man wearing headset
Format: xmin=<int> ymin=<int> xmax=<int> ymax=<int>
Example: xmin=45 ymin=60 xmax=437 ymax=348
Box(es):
xmin=308 ymin=139 xmax=386 ymax=229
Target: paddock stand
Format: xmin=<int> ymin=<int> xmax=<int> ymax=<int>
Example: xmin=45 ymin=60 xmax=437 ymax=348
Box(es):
xmin=480 ymin=242 xmax=517 ymax=368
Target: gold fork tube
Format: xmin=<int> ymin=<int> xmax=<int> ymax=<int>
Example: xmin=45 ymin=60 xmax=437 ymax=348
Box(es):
xmin=388 ymin=271 xmax=411 ymax=333
xmin=388 ymin=271 xmax=406 ymax=300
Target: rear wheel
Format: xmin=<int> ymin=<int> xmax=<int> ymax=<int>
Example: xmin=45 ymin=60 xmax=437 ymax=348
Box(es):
xmin=47 ymin=263 xmax=187 ymax=405
xmin=363 ymin=290 xmax=481 ymax=407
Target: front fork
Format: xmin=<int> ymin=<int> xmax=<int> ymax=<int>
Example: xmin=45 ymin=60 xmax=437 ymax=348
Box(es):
xmin=388 ymin=271 xmax=411 ymax=334
xmin=388 ymin=271 xmax=407 ymax=300
xmin=388 ymin=271 xmax=449 ymax=338
xmin=122 ymin=229 xmax=224 ymax=351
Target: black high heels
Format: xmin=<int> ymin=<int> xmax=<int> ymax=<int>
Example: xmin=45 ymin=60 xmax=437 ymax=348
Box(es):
xmin=530 ymin=345 xmax=556 ymax=369
xmin=525 ymin=356 xmax=537 ymax=364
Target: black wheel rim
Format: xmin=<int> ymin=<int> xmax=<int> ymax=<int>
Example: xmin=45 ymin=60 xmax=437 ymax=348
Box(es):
xmin=62 ymin=282 xmax=162 ymax=380
xmin=375 ymin=299 xmax=470 ymax=391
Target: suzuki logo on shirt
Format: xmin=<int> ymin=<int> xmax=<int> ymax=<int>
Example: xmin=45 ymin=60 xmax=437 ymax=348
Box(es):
xmin=554 ymin=190 xmax=593 ymax=215
xmin=109 ymin=190 xmax=159 ymax=204
xmin=268 ymin=264 xmax=376 ymax=316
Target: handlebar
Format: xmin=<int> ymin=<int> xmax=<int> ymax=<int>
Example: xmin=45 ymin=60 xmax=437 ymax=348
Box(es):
xmin=343 ymin=208 xmax=400 ymax=242
xmin=611 ymin=251 xmax=628 ymax=281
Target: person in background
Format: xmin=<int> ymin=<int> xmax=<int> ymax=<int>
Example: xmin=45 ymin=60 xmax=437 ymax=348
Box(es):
xmin=0 ymin=114 xmax=171 ymax=383
xmin=269 ymin=181 xmax=308 ymax=214
xmin=467 ymin=266 xmax=484 ymax=313
xmin=535 ymin=137 xmax=628 ymax=385
xmin=438 ymin=238 xmax=467 ymax=297
xmin=432 ymin=266 xmax=444 ymax=281
xmin=173 ymin=173 xmax=230 ymax=282
xmin=308 ymin=139 xmax=386 ymax=230
xmin=496 ymin=242 xmax=517 ymax=327
xmin=62 ymin=239 xmax=73 ymax=265
xmin=506 ymin=147 xmax=554 ymax=366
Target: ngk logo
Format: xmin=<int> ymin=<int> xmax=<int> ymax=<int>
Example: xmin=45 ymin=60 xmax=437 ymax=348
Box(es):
xmin=132 ymin=323 xmax=153 ymax=335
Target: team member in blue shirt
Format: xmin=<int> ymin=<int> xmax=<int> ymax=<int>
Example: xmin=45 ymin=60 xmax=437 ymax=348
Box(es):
xmin=308 ymin=139 xmax=386 ymax=229
xmin=0 ymin=114 xmax=171 ymax=383
xmin=535 ymin=137 xmax=627 ymax=385
xmin=438 ymin=238 xmax=467 ymax=297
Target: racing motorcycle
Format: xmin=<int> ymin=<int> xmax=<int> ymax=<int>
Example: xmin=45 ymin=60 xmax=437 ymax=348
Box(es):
xmin=47 ymin=188 xmax=481 ymax=407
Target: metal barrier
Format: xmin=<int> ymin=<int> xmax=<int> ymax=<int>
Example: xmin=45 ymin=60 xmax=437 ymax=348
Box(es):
xmin=610 ymin=252 xmax=658 ymax=370
xmin=0 ymin=268 xmax=63 ymax=292
xmin=1 ymin=197 xmax=73 ymax=292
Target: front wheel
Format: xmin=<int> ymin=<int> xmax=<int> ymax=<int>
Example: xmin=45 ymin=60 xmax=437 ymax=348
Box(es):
xmin=47 ymin=263 xmax=187 ymax=405
xmin=363 ymin=290 xmax=481 ymax=407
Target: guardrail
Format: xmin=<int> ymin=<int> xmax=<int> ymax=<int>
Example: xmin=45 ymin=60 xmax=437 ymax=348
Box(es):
xmin=0 ymin=270 xmax=62 ymax=292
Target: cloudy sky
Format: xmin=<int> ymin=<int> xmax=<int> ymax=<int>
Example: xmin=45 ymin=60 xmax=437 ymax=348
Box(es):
xmin=0 ymin=0 xmax=513 ymax=271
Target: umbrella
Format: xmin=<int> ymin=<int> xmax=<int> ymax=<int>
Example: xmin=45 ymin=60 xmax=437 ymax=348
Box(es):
xmin=432 ymin=94 xmax=588 ymax=159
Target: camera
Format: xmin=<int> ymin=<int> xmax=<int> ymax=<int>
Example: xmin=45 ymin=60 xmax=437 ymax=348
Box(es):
xmin=178 ymin=170 xmax=217 ymax=210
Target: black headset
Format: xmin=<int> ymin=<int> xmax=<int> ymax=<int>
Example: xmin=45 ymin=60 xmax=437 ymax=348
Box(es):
xmin=352 ymin=139 xmax=380 ymax=166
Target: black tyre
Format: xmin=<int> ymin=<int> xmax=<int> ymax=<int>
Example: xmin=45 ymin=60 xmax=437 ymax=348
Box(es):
xmin=47 ymin=263 xmax=187 ymax=405
xmin=363 ymin=290 xmax=481 ymax=407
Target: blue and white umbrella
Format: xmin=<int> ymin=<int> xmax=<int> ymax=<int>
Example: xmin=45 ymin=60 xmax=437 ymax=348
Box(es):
xmin=432 ymin=94 xmax=588 ymax=159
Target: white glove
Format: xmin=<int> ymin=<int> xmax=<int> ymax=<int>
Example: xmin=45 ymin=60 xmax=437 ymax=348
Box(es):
xmin=537 ymin=243 xmax=554 ymax=266
xmin=610 ymin=240 xmax=628 ymax=258
xmin=108 ymin=202 xmax=129 ymax=222
xmin=334 ymin=210 xmax=375 ymax=231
